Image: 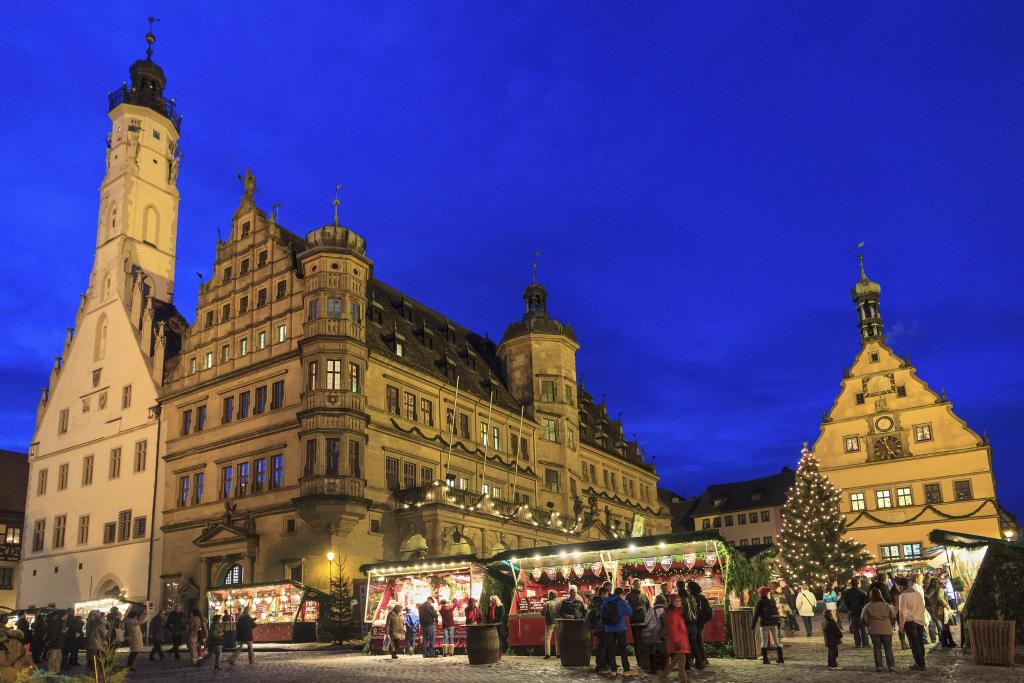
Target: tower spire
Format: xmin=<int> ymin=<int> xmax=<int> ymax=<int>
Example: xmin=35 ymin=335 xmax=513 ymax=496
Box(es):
xmin=333 ymin=183 xmax=342 ymax=226
xmin=851 ymin=254 xmax=883 ymax=343
xmin=145 ymin=16 xmax=159 ymax=60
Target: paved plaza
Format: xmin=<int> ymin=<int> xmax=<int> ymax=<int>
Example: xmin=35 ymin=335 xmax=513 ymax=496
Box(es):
xmin=120 ymin=634 xmax=1016 ymax=683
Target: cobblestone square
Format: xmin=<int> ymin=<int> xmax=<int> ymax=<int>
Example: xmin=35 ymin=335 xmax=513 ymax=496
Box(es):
xmin=120 ymin=633 xmax=1016 ymax=683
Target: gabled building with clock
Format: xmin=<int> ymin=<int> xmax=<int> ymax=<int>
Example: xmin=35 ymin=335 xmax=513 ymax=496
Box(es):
xmin=811 ymin=257 xmax=1016 ymax=567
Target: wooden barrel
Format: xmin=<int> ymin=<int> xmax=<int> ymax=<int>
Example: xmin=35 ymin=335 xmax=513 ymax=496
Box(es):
xmin=466 ymin=624 xmax=501 ymax=665
xmin=557 ymin=619 xmax=591 ymax=667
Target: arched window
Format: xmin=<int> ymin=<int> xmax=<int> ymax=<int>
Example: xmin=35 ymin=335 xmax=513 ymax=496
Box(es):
xmin=142 ymin=205 xmax=159 ymax=245
xmin=94 ymin=314 xmax=108 ymax=361
xmin=223 ymin=564 xmax=243 ymax=586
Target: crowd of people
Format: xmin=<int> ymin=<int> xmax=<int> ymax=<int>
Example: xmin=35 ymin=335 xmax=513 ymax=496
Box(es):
xmin=6 ymin=604 xmax=258 ymax=675
xmin=383 ymin=578 xmax=714 ymax=683
xmin=766 ymin=571 xmax=960 ymax=672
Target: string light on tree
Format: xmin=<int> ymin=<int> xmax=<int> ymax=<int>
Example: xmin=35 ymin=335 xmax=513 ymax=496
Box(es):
xmin=777 ymin=443 xmax=869 ymax=586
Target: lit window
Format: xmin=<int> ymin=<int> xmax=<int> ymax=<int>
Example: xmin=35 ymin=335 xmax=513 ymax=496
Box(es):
xmin=223 ymin=564 xmax=243 ymax=586
xmin=492 ymin=426 xmax=501 ymax=452
xmin=221 ymin=345 xmax=230 ymax=363
xmin=850 ymin=492 xmax=865 ymax=511
xmin=276 ymin=323 xmax=287 ymax=343
xmin=896 ymin=487 xmax=913 ymax=507
xmin=349 ymin=363 xmax=361 ymax=393
xmin=844 ymin=436 xmax=860 ymax=453
xmin=405 ymin=393 xmax=417 ymax=421
xmin=701 ymin=519 xmax=710 ymax=530
xmin=879 ymin=544 xmax=900 ymax=561
xmin=204 ymin=352 xmax=213 ymax=370
xmin=386 ymin=386 xmax=400 ymax=414
xmin=256 ymin=331 xmax=266 ymax=350
xmin=326 ymin=360 xmax=342 ymax=390
xmin=189 ymin=357 xmax=197 ymax=374
xmin=902 ymin=543 xmax=922 ymax=560
xmin=540 ymin=380 xmax=556 ymax=402
xmin=914 ymin=424 xmax=933 ymax=442
xmin=875 ymin=490 xmax=893 ymax=509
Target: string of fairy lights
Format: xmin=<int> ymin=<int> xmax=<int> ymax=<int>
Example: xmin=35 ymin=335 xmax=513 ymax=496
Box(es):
xmin=778 ymin=444 xmax=869 ymax=585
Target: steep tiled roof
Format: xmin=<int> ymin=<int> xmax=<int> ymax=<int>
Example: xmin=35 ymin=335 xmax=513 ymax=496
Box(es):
xmin=366 ymin=279 xmax=520 ymax=412
xmin=690 ymin=467 xmax=796 ymax=517
xmin=576 ymin=386 xmax=650 ymax=468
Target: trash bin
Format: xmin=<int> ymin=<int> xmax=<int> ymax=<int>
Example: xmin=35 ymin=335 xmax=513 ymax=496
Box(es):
xmin=728 ymin=608 xmax=757 ymax=658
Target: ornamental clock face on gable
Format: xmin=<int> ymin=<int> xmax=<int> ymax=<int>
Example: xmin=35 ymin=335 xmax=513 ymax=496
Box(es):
xmin=872 ymin=434 xmax=904 ymax=461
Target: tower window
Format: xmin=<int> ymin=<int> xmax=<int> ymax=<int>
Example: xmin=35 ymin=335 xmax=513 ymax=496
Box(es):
xmin=224 ymin=267 xmax=232 ymax=282
xmin=327 ymin=298 xmax=343 ymax=319
xmin=152 ymin=130 xmax=161 ymax=140
xmin=896 ymin=385 xmax=907 ymax=397
xmin=869 ymin=352 xmax=879 ymax=363
xmin=241 ymin=222 xmax=251 ymax=237
xmin=855 ymin=393 xmax=865 ymax=405
xmin=843 ymin=436 xmax=860 ymax=453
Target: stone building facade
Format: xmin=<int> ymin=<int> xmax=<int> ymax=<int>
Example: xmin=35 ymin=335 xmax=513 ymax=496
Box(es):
xmin=812 ymin=258 xmax=1015 ymax=566
xmin=156 ymin=181 xmax=666 ymax=609
xmin=0 ymin=451 xmax=28 ymax=607
xmin=688 ymin=467 xmax=794 ymax=550
xmin=18 ymin=34 xmax=186 ymax=608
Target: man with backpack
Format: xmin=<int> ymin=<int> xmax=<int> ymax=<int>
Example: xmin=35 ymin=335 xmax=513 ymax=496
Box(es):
xmin=541 ymin=591 xmax=560 ymax=659
xmin=641 ymin=593 xmax=668 ymax=674
xmin=626 ymin=579 xmax=651 ymax=669
xmin=588 ymin=587 xmax=609 ymax=674
xmin=687 ymin=581 xmax=713 ymax=670
xmin=602 ymin=586 xmax=635 ymax=676
xmin=559 ymin=586 xmax=586 ymax=620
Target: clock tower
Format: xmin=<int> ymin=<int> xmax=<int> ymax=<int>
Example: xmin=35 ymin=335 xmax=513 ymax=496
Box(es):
xmin=810 ymin=257 xmax=1013 ymax=567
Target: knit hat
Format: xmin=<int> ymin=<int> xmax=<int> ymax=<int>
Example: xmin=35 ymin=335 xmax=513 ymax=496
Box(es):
xmin=757 ymin=586 xmax=771 ymax=597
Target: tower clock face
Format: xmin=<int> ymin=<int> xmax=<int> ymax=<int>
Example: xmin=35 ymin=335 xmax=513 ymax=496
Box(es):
xmin=873 ymin=435 xmax=903 ymax=460
xmin=875 ymin=416 xmax=894 ymax=432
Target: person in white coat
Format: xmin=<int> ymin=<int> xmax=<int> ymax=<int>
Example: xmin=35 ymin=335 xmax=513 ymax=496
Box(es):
xmin=796 ymin=584 xmax=817 ymax=637
xmin=122 ymin=611 xmax=146 ymax=672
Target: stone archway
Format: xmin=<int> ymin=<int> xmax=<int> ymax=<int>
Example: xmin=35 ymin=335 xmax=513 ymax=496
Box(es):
xmin=399 ymin=534 xmax=428 ymax=561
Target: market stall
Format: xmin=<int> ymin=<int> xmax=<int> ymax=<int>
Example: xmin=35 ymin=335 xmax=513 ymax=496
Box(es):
xmin=206 ymin=580 xmax=326 ymax=642
xmin=360 ymin=556 xmax=485 ymax=651
xmin=73 ymin=597 xmax=141 ymax=620
xmin=490 ymin=531 xmax=731 ymax=648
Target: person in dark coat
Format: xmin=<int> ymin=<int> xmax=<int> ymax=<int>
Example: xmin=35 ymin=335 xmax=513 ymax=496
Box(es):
xmin=14 ymin=613 xmax=30 ymax=644
xmin=418 ymin=597 xmax=438 ymax=658
xmin=841 ymin=578 xmax=869 ymax=647
xmin=166 ymin=606 xmax=186 ymax=659
xmin=29 ymin=614 xmax=46 ymax=665
xmin=823 ymin=608 xmax=843 ymax=669
xmin=228 ymin=607 xmax=256 ymax=665
xmin=487 ymin=596 xmax=507 ymax=659
xmin=686 ymin=581 xmax=712 ymax=669
xmin=148 ymin=609 xmax=167 ymax=660
xmin=63 ymin=608 xmax=83 ymax=667
xmin=750 ymin=586 xmax=783 ymax=665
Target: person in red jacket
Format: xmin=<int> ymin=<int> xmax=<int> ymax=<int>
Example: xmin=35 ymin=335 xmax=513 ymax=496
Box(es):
xmin=464 ymin=598 xmax=483 ymax=625
xmin=661 ymin=593 xmax=690 ymax=683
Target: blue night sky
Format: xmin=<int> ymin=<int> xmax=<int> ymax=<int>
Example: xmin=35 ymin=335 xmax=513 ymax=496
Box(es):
xmin=2 ymin=2 xmax=1022 ymax=518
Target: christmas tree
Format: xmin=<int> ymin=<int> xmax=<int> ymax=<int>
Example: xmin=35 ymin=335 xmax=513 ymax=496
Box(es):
xmin=778 ymin=443 xmax=869 ymax=586
xmin=324 ymin=556 xmax=359 ymax=644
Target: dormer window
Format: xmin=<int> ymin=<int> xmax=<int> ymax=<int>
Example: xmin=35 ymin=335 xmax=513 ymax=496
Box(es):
xmin=395 ymin=340 xmax=404 ymax=357
xmin=401 ymin=299 xmax=413 ymax=322
xmin=241 ymin=222 xmax=251 ymax=237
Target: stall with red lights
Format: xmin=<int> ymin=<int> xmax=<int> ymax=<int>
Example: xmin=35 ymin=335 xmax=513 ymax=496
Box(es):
xmin=361 ymin=556 xmax=485 ymax=651
xmin=491 ymin=531 xmax=730 ymax=648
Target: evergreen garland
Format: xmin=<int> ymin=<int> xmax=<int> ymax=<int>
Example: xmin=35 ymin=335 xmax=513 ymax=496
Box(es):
xmin=778 ymin=444 xmax=869 ymax=586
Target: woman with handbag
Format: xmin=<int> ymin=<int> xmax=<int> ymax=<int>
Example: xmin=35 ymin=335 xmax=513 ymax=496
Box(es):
xmin=385 ymin=604 xmax=406 ymax=659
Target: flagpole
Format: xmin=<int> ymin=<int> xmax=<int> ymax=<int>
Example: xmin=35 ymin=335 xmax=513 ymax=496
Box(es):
xmin=444 ymin=375 xmax=460 ymax=480
xmin=510 ymin=404 xmax=525 ymax=514
xmin=480 ymin=387 xmax=494 ymax=496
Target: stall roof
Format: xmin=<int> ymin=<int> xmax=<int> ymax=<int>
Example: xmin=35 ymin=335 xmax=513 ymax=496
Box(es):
xmin=359 ymin=554 xmax=482 ymax=575
xmin=207 ymin=579 xmax=328 ymax=599
xmin=928 ymin=529 xmax=1024 ymax=550
xmin=489 ymin=530 xmax=728 ymax=565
